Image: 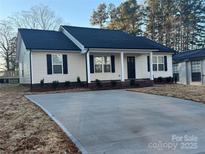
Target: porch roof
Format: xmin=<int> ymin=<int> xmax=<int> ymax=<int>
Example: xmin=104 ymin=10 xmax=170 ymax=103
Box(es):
xmin=62 ymin=25 xmax=175 ymax=53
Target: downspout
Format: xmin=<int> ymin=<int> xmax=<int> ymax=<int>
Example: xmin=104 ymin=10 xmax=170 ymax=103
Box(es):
xmin=85 ymin=48 xmax=89 ymax=87
xmin=29 ymin=50 xmax=33 ymax=91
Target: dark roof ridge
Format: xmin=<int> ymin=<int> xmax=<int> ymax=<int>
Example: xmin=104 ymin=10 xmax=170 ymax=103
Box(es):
xmin=61 ymin=25 xmax=123 ymax=32
xmin=62 ymin=25 xmax=175 ymax=52
xmin=173 ymin=48 xmax=205 ymax=62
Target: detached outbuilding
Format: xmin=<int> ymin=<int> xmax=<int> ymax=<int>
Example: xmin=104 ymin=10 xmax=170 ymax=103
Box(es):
xmin=173 ymin=48 xmax=205 ymax=85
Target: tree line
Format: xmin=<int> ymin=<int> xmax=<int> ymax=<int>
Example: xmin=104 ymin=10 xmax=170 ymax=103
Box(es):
xmin=90 ymin=0 xmax=205 ymax=52
xmin=0 ymin=5 xmax=62 ymax=71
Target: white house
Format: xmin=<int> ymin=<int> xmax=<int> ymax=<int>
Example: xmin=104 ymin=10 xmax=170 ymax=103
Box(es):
xmin=16 ymin=26 xmax=174 ymax=86
xmin=173 ymin=48 xmax=205 ymax=85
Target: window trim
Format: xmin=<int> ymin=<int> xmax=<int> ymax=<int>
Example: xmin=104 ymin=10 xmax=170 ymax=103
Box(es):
xmin=191 ymin=61 xmax=201 ymax=82
xmin=191 ymin=61 xmax=201 ymax=73
xmin=173 ymin=63 xmax=179 ymax=74
xmin=52 ymin=54 xmax=63 ymax=74
xmin=173 ymin=64 xmax=179 ymax=82
xmin=103 ymin=56 xmax=111 ymax=73
xmin=94 ymin=56 xmax=112 ymax=73
xmin=152 ymin=56 xmax=165 ymax=71
xmin=153 ymin=56 xmax=158 ymax=71
xmin=158 ymin=56 xmax=164 ymax=71
xmin=94 ymin=56 xmax=103 ymax=73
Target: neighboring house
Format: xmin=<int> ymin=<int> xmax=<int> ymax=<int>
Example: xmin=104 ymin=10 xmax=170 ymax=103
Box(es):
xmin=173 ymin=48 xmax=205 ymax=85
xmin=16 ymin=26 xmax=174 ymax=86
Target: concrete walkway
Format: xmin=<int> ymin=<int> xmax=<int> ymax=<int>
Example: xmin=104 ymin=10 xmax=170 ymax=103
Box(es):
xmin=26 ymin=90 xmax=205 ymax=154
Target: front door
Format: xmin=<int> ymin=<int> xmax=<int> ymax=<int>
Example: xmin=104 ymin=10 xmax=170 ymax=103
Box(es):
xmin=127 ymin=56 xmax=136 ymax=79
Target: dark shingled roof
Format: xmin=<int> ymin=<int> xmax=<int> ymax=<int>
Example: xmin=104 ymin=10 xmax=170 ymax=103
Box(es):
xmin=19 ymin=28 xmax=80 ymax=51
xmin=173 ymin=48 xmax=205 ymax=62
xmin=62 ymin=25 xmax=175 ymax=52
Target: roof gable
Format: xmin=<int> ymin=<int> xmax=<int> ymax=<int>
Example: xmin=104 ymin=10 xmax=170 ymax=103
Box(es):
xmin=62 ymin=25 xmax=174 ymax=52
xmin=18 ymin=28 xmax=80 ymax=51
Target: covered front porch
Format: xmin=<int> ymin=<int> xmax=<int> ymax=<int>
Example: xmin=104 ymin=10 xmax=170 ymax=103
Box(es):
xmin=85 ymin=49 xmax=155 ymax=83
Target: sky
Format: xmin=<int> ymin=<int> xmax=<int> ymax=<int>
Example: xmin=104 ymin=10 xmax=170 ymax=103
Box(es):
xmin=0 ymin=0 xmax=144 ymax=70
xmin=0 ymin=0 xmax=144 ymax=27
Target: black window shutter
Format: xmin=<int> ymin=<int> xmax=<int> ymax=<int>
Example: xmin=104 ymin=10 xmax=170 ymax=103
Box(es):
xmin=111 ymin=55 xmax=115 ymax=73
xmin=147 ymin=56 xmax=150 ymax=72
xmin=63 ymin=55 xmax=68 ymax=74
xmin=164 ymin=56 xmax=168 ymax=71
xmin=90 ymin=55 xmax=94 ymax=73
xmin=47 ymin=54 xmax=52 ymax=74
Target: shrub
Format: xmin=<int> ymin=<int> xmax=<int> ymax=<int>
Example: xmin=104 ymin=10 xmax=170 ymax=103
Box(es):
xmin=130 ymin=79 xmax=135 ymax=86
xmin=76 ymin=76 xmax=82 ymax=87
xmin=174 ymin=76 xmax=178 ymax=84
xmin=135 ymin=83 xmax=140 ymax=87
xmin=157 ymin=77 xmax=163 ymax=83
xmin=95 ymin=79 xmax=102 ymax=87
xmin=77 ymin=76 xmax=81 ymax=83
xmin=52 ymin=81 xmax=59 ymax=89
xmin=40 ymin=79 xmax=44 ymax=87
xmin=166 ymin=76 xmax=173 ymax=83
xmin=64 ymin=81 xmax=70 ymax=87
xmin=110 ymin=80 xmax=117 ymax=87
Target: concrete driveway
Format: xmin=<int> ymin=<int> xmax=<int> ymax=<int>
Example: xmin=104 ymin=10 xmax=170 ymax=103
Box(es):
xmin=26 ymin=90 xmax=205 ymax=154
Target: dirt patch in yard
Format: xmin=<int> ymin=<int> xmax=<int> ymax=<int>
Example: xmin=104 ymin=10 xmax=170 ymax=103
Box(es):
xmin=128 ymin=84 xmax=205 ymax=103
xmin=0 ymin=84 xmax=80 ymax=153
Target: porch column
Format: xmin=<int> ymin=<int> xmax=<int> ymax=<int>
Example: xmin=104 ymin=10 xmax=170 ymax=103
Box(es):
xmin=86 ymin=51 xmax=91 ymax=83
xmin=120 ymin=52 xmax=125 ymax=81
xmin=150 ymin=52 xmax=154 ymax=80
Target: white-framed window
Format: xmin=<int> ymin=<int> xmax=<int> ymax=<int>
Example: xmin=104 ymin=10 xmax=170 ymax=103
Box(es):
xmin=173 ymin=64 xmax=179 ymax=73
xmin=94 ymin=57 xmax=103 ymax=73
xmin=153 ymin=56 xmax=158 ymax=71
xmin=52 ymin=54 xmax=63 ymax=74
xmin=104 ymin=56 xmax=111 ymax=72
xmin=191 ymin=61 xmax=201 ymax=73
xmin=158 ymin=56 xmax=164 ymax=71
xmin=94 ymin=56 xmax=111 ymax=73
xmin=152 ymin=56 xmax=164 ymax=71
xmin=173 ymin=63 xmax=179 ymax=82
xmin=191 ymin=61 xmax=201 ymax=82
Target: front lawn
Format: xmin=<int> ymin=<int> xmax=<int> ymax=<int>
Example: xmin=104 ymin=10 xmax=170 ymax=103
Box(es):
xmin=0 ymin=84 xmax=80 ymax=153
xmin=129 ymin=84 xmax=205 ymax=103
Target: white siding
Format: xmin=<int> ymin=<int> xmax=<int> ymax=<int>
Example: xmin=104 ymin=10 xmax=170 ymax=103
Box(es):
xmin=178 ymin=62 xmax=187 ymax=84
xmin=31 ymin=52 xmax=86 ymax=84
xmin=177 ymin=61 xmax=203 ymax=85
xmin=18 ymin=39 xmax=31 ymax=84
xmin=91 ymin=53 xmax=173 ymax=81
xmin=23 ymin=50 xmax=173 ymax=84
xmin=186 ymin=61 xmax=191 ymax=85
xmin=135 ymin=54 xmax=173 ymax=79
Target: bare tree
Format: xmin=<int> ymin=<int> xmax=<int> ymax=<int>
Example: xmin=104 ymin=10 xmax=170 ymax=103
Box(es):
xmin=9 ymin=5 xmax=62 ymax=30
xmin=0 ymin=20 xmax=16 ymax=71
xmin=0 ymin=5 xmax=63 ymax=70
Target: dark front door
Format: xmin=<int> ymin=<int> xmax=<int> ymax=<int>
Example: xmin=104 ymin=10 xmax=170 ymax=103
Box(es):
xmin=127 ymin=56 xmax=136 ymax=79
